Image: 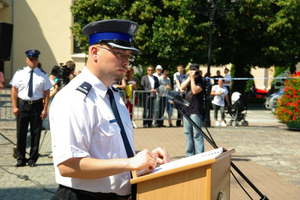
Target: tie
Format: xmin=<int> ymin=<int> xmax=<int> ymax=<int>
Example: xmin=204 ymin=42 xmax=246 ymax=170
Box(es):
xmin=28 ymin=70 xmax=33 ymax=97
xmin=107 ymin=89 xmax=136 ymax=199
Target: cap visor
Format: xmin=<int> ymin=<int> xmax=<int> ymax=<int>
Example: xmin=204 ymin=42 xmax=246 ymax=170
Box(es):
xmin=107 ymin=42 xmax=140 ymax=55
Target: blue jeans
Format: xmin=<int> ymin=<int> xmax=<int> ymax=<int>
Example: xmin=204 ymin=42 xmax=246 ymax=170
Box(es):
xmin=183 ymin=114 xmax=204 ymax=157
xmin=166 ymin=98 xmax=174 ymax=117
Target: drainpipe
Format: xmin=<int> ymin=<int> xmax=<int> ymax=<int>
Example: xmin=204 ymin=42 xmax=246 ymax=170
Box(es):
xmin=10 ymin=0 xmax=14 ymax=77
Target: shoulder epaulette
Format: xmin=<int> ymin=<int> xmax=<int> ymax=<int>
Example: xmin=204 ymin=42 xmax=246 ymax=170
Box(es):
xmin=112 ymin=87 xmax=119 ymax=92
xmin=17 ymin=68 xmax=25 ymax=71
xmin=40 ymin=69 xmax=47 ymax=74
xmin=76 ymin=82 xmax=92 ymax=96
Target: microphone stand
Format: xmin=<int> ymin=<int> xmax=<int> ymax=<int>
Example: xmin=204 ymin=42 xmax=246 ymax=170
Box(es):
xmin=175 ymin=104 xmax=269 ymax=200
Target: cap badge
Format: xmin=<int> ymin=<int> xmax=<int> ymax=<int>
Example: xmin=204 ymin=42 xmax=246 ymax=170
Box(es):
xmin=128 ymin=23 xmax=137 ymax=36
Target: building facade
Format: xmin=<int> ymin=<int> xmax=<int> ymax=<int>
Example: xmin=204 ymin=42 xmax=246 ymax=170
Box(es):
xmin=0 ymin=0 xmax=299 ymax=89
xmin=0 ymin=0 xmax=86 ymax=85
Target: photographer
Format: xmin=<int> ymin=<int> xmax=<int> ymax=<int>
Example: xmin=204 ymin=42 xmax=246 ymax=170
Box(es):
xmin=180 ymin=63 xmax=206 ymax=157
xmin=65 ymin=60 xmax=76 ymax=81
xmin=56 ymin=65 xmax=71 ymax=90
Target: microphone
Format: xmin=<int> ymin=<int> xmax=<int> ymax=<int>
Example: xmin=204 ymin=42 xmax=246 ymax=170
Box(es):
xmin=156 ymin=85 xmax=193 ymax=108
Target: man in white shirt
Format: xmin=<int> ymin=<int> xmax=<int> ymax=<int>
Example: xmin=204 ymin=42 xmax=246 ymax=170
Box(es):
xmin=10 ymin=49 xmax=52 ymax=167
xmin=153 ymin=65 xmax=164 ymax=127
xmin=153 ymin=65 xmax=163 ymax=78
xmin=50 ymin=19 xmax=170 ymax=200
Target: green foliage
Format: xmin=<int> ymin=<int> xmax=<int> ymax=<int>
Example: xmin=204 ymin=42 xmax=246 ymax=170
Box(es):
xmin=230 ymin=63 xmax=253 ymax=95
xmin=274 ymin=66 xmax=289 ymax=78
xmin=70 ymin=0 xmax=300 ymax=79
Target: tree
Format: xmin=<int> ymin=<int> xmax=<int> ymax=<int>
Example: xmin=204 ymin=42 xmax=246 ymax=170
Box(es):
xmin=211 ymin=0 xmax=300 ymax=92
xmin=70 ymin=0 xmax=300 ymax=92
xmin=70 ymin=0 xmax=210 ymax=77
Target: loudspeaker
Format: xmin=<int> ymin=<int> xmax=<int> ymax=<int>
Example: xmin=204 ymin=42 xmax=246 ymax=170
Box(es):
xmin=0 ymin=22 xmax=13 ymax=61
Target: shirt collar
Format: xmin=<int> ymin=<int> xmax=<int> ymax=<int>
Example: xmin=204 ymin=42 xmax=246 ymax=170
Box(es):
xmin=81 ymin=67 xmax=108 ymax=99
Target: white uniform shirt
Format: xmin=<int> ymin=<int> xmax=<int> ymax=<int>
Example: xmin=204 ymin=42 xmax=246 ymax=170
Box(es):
xmin=223 ymin=73 xmax=232 ymax=87
xmin=50 ymin=67 xmax=134 ymax=196
xmin=211 ymin=85 xmax=228 ymax=106
xmin=9 ymin=66 xmax=52 ymax=100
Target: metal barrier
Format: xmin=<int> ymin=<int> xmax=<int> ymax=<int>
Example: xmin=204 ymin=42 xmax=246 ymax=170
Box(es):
xmin=0 ymin=88 xmax=14 ymax=121
xmin=0 ymin=88 xmax=183 ymax=127
xmin=131 ymin=90 xmax=182 ymax=128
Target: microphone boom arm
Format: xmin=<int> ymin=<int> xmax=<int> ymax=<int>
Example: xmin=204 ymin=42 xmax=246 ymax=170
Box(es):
xmin=176 ymin=107 xmax=269 ymax=200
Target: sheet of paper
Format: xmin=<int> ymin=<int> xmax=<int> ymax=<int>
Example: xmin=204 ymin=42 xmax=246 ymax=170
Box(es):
xmin=144 ymin=147 xmax=224 ymax=175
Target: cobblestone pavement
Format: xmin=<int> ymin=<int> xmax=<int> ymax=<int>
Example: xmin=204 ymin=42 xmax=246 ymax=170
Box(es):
xmin=0 ymin=104 xmax=299 ymax=199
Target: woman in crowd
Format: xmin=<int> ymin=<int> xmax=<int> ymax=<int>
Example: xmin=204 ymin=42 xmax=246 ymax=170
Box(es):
xmin=49 ymin=65 xmax=60 ymax=100
xmin=210 ymin=78 xmax=230 ymax=126
xmin=124 ymin=67 xmax=137 ymax=120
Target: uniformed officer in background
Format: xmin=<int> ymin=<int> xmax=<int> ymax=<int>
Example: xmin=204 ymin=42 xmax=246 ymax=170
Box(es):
xmin=49 ymin=19 xmax=170 ymax=200
xmin=10 ymin=49 xmax=52 ymax=167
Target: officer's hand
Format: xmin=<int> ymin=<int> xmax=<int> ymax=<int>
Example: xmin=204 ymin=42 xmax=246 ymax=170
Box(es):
xmin=129 ymin=149 xmax=157 ymax=172
xmin=40 ymin=110 xmax=47 ymax=120
xmin=152 ymin=147 xmax=171 ymax=165
xmin=13 ymin=107 xmax=19 ymax=118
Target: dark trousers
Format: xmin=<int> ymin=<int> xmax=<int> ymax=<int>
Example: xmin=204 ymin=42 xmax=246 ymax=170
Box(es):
xmin=155 ymin=96 xmax=166 ymax=126
xmin=176 ymin=94 xmax=185 ymax=126
xmin=17 ymin=101 xmax=43 ymax=162
xmin=51 ymin=185 xmax=131 ymax=200
xmin=142 ymin=96 xmax=154 ymax=126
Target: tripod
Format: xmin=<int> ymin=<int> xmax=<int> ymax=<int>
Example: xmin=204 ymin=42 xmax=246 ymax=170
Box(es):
xmin=176 ymin=104 xmax=269 ymax=200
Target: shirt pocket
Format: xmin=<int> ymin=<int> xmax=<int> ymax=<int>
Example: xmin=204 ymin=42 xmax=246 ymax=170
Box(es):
xmin=33 ymin=77 xmax=44 ymax=89
xmin=99 ymin=120 xmax=121 ymax=137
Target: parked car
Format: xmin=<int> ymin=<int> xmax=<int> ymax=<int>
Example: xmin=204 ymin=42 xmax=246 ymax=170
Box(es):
xmin=265 ymin=88 xmax=284 ymax=113
xmin=256 ymin=88 xmax=268 ymax=99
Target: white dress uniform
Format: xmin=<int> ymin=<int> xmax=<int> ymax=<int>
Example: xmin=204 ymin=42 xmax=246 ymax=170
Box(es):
xmin=10 ymin=66 xmax=53 ymax=100
xmin=50 ymin=67 xmax=134 ymax=196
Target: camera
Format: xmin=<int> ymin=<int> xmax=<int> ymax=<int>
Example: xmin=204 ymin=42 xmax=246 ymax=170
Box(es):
xmin=56 ymin=64 xmax=71 ymax=89
xmin=195 ymin=70 xmax=200 ymax=76
xmin=58 ymin=65 xmax=71 ymax=79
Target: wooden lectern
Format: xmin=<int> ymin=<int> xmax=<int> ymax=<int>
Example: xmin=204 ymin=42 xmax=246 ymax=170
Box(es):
xmin=131 ymin=148 xmax=235 ymax=200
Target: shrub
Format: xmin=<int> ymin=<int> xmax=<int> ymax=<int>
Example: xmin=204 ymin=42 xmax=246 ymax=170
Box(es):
xmin=275 ymin=72 xmax=300 ymax=123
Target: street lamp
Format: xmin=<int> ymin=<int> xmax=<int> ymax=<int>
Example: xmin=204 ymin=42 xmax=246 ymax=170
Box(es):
xmin=200 ymin=0 xmax=239 ymax=127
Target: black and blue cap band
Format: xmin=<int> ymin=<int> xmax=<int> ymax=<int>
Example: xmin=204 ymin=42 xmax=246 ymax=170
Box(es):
xmin=25 ymin=49 xmax=40 ymax=58
xmin=82 ymin=19 xmax=140 ymax=55
xmin=89 ymin=32 xmax=132 ymax=46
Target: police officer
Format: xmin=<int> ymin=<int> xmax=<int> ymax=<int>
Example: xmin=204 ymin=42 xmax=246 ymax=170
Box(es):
xmin=49 ymin=19 xmax=170 ymax=200
xmin=10 ymin=49 xmax=52 ymax=167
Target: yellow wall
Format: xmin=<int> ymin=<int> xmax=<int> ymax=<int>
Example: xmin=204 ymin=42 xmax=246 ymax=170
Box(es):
xmin=200 ymin=65 xmax=274 ymax=91
xmin=0 ymin=0 xmax=86 ymax=85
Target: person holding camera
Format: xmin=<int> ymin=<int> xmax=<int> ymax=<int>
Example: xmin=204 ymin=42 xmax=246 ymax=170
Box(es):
xmin=180 ymin=63 xmax=206 ymax=157
xmin=65 ymin=60 xmax=76 ymax=81
xmin=49 ymin=19 xmax=170 ymax=200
